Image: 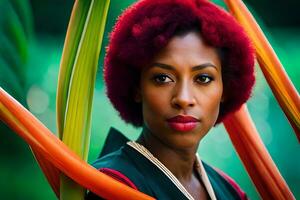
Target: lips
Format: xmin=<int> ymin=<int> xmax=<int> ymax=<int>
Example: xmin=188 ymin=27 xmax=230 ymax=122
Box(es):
xmin=166 ymin=115 xmax=199 ymax=132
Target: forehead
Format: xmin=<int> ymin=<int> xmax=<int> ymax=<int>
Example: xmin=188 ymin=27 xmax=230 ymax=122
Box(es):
xmin=149 ymin=31 xmax=221 ymax=71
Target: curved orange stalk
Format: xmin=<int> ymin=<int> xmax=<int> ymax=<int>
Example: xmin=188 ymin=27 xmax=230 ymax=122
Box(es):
xmin=0 ymin=87 xmax=155 ymax=200
xmin=224 ymin=105 xmax=295 ymax=199
xmin=32 ymin=150 xmax=60 ymax=197
xmin=223 ymin=0 xmax=300 ymax=141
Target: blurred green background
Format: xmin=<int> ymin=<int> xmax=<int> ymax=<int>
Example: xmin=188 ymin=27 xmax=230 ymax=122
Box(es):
xmin=0 ymin=0 xmax=299 ymax=199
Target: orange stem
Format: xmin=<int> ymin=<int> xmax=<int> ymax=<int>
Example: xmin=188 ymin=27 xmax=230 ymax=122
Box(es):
xmin=0 ymin=88 xmax=154 ymax=200
xmin=224 ymin=0 xmax=300 ymax=142
xmin=224 ymin=105 xmax=295 ymax=199
xmin=32 ymin=148 xmax=60 ymax=197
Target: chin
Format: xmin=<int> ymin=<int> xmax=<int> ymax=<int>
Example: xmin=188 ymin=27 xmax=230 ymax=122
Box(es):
xmin=164 ymin=132 xmax=203 ymax=150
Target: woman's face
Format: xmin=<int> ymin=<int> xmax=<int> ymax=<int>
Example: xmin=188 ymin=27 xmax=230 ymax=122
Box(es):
xmin=137 ymin=31 xmax=223 ymax=150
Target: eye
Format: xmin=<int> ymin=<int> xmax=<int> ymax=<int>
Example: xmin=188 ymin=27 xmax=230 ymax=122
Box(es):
xmin=195 ymin=74 xmax=213 ymax=84
xmin=152 ymin=74 xmax=173 ymax=84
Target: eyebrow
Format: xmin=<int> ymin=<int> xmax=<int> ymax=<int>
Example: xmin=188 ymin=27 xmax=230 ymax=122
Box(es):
xmin=151 ymin=62 xmax=218 ymax=71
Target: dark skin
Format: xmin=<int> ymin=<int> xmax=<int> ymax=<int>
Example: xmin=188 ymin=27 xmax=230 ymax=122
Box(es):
xmin=135 ymin=31 xmax=223 ymax=199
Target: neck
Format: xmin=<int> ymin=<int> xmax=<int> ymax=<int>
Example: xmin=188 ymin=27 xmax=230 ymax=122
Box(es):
xmin=136 ymin=127 xmax=200 ymax=182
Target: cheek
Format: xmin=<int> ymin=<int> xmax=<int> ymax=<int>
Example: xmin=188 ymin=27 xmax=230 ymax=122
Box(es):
xmin=200 ymin=83 xmax=223 ymax=123
xmin=141 ymin=86 xmax=170 ymax=122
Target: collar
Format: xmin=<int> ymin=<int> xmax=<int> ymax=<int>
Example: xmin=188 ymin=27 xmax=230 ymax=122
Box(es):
xmin=127 ymin=141 xmax=217 ymax=200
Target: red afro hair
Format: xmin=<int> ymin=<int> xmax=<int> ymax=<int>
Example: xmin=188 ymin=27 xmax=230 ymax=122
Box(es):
xmin=104 ymin=0 xmax=255 ymax=127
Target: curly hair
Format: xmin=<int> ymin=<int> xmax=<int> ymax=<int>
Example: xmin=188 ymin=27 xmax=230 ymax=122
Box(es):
xmin=104 ymin=0 xmax=255 ymax=127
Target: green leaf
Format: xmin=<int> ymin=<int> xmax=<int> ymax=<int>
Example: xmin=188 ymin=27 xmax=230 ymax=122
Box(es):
xmin=0 ymin=35 xmax=24 ymax=83
xmin=0 ymin=57 xmax=23 ymax=102
xmin=56 ymin=0 xmax=110 ymax=199
xmin=10 ymin=0 xmax=34 ymax=39
xmin=0 ymin=0 xmax=31 ymax=85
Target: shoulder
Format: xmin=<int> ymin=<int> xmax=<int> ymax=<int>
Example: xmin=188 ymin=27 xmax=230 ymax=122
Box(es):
xmin=91 ymin=145 xmax=153 ymax=194
xmin=202 ymin=162 xmax=248 ymax=200
xmin=213 ymin=168 xmax=248 ymax=200
xmin=86 ymin=146 xmax=143 ymax=199
xmin=93 ymin=145 xmax=132 ymax=169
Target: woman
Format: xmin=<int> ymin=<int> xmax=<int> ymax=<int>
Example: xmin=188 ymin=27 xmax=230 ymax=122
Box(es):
xmin=87 ymin=0 xmax=255 ymax=199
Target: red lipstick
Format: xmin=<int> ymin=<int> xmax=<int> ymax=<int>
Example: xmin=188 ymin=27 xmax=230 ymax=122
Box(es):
xmin=166 ymin=115 xmax=199 ymax=132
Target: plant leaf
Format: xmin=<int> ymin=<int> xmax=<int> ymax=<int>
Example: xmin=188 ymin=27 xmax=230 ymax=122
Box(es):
xmin=56 ymin=0 xmax=111 ymax=199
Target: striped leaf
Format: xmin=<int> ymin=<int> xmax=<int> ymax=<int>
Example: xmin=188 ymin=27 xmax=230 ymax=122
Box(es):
xmin=56 ymin=0 xmax=110 ymax=199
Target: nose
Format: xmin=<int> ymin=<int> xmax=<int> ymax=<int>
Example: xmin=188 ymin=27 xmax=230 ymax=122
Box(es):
xmin=171 ymin=81 xmax=196 ymax=109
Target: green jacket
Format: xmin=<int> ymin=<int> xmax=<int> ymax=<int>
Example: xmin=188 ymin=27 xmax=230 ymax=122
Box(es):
xmin=86 ymin=127 xmax=247 ymax=200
